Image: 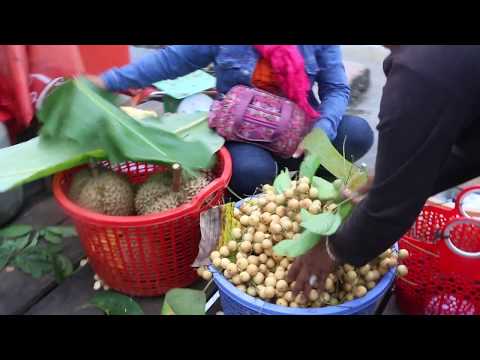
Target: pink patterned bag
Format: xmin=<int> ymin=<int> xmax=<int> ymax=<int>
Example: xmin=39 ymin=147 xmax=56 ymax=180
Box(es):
xmin=208 ymin=85 xmax=313 ymax=158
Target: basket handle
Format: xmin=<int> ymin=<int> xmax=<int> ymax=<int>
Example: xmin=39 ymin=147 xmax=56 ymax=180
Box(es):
xmin=442 ymin=217 xmax=480 ymax=258
xmin=192 ymin=148 xmax=232 ymax=212
xmin=454 ymin=185 xmax=480 ymax=218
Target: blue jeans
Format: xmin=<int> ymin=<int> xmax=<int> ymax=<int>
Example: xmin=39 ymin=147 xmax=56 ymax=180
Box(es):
xmin=226 ymin=115 xmax=374 ymax=198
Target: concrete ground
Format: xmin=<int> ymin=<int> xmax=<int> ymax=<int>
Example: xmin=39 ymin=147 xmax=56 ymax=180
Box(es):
xmin=341 ymin=45 xmax=390 ymax=171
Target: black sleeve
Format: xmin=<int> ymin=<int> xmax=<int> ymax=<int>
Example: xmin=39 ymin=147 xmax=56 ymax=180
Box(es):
xmin=329 ymin=61 xmax=471 ymax=266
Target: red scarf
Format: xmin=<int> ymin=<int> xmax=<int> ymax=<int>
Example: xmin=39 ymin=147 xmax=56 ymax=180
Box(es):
xmin=254 ymin=45 xmax=319 ymax=120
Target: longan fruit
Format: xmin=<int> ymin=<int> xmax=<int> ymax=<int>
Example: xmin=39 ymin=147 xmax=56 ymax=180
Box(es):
xmin=239 ymin=271 xmax=251 ymax=283
xmin=210 ymin=251 xmax=221 ymax=261
xmin=227 ymin=240 xmax=238 ymax=252
xmin=219 ymin=246 xmax=230 ymax=257
xmin=254 ymin=231 xmax=265 ymax=243
xmin=246 ymin=264 xmax=258 ymax=277
xmin=262 ymin=238 xmax=273 ymax=250
xmin=253 ymin=272 xmax=265 ymax=285
xmin=240 ymin=241 xmax=253 ymax=253
xmin=247 ymin=255 xmax=259 ymax=265
xmin=237 ymin=258 xmax=249 ymax=271
xmin=398 ymin=249 xmax=410 ymax=259
xmin=231 ymin=228 xmax=242 ymax=240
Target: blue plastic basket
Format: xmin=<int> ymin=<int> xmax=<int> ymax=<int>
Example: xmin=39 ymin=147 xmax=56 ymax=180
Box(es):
xmin=210 ymin=198 xmax=396 ymax=315
xmin=211 ymin=264 xmax=395 ymax=315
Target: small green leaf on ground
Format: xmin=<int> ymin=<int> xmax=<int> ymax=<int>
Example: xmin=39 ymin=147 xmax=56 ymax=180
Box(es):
xmin=0 ymin=242 xmax=20 ymax=271
xmin=45 ymin=243 xmax=64 ymax=254
xmin=0 ymin=225 xmax=33 ymax=239
xmin=89 ymin=291 xmax=144 ymax=315
xmin=25 ymin=232 xmax=39 ymax=250
xmin=12 ymin=247 xmax=53 ymax=278
xmin=52 ymin=254 xmax=74 ymax=283
xmin=43 ymin=232 xmax=63 ymax=244
xmin=161 ymin=289 xmax=206 ymax=315
xmin=0 ymin=236 xmax=32 ymax=271
xmin=44 ymin=226 xmax=78 ymax=238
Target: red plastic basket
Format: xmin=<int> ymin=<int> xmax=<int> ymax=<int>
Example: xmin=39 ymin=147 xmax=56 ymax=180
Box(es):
xmin=53 ymin=148 xmax=232 ymax=297
xmin=396 ymin=186 xmax=480 ymax=315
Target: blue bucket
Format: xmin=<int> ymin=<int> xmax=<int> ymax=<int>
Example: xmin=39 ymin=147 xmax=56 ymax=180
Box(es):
xmin=210 ymin=198 xmax=396 ymax=315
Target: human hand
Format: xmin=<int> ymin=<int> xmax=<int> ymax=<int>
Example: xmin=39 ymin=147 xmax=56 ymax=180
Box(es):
xmin=341 ymin=175 xmax=374 ymax=205
xmin=287 ymin=240 xmax=338 ymax=296
xmin=292 ymin=142 xmax=305 ymax=159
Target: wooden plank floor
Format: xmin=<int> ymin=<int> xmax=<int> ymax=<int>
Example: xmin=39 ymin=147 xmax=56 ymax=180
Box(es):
xmin=2 ymin=192 xmax=400 ymax=315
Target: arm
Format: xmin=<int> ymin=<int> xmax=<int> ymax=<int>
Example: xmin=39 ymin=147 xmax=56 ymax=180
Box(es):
xmin=313 ymin=46 xmax=350 ymax=140
xmin=330 ymin=63 xmax=469 ymax=266
xmin=100 ymin=45 xmax=217 ymax=92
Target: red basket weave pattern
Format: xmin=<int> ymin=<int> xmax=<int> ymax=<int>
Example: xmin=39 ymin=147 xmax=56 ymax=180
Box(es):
xmin=53 ymin=148 xmax=232 ymax=297
xmin=396 ymin=186 xmax=480 ymax=315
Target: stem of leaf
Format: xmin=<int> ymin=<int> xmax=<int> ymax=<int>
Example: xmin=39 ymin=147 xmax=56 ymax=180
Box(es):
xmin=335 ymin=197 xmax=353 ymax=209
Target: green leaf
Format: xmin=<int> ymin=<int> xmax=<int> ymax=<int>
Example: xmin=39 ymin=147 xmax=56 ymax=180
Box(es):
xmin=0 ymin=241 xmax=20 ymax=271
xmin=45 ymin=242 xmax=64 ymax=254
xmin=273 ymin=169 xmax=292 ymax=194
xmin=311 ymin=176 xmax=340 ymax=201
xmin=0 ymin=236 xmax=31 ymax=270
xmin=300 ymin=209 xmax=342 ymax=236
xmin=89 ymin=292 xmax=144 ymax=315
xmin=300 ymin=129 xmax=368 ymax=191
xmin=338 ymin=202 xmax=354 ymax=221
xmin=43 ymin=232 xmax=63 ymax=244
xmin=139 ymin=111 xmax=224 ymax=167
xmin=25 ymin=232 xmax=40 ymax=250
xmin=39 ymin=78 xmax=223 ymax=174
xmin=0 ymin=225 xmax=33 ymax=239
xmin=52 ymin=254 xmax=74 ymax=283
xmin=0 ymin=136 xmax=106 ymax=192
xmin=15 ymin=235 xmax=31 ymax=251
xmin=299 ymin=153 xmax=322 ymax=180
xmin=273 ymin=231 xmax=322 ymax=257
xmin=0 ymin=78 xmax=225 ymax=193
xmin=161 ymin=289 xmax=206 ymax=315
xmin=44 ymin=226 xmax=78 ymax=238
xmin=12 ymin=247 xmax=53 ymax=278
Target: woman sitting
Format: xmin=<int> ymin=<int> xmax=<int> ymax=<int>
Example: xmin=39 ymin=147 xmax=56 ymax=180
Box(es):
xmin=89 ymin=45 xmax=374 ymax=198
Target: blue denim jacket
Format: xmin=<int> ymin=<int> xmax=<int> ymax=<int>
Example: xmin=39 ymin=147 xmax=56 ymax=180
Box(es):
xmin=102 ymin=45 xmax=350 ymax=140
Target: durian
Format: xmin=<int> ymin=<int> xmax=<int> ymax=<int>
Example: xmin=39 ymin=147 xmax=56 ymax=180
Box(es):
xmin=69 ymin=168 xmax=93 ymax=202
xmin=134 ymin=172 xmax=178 ymax=215
xmin=74 ymin=169 xmax=135 ymax=216
xmin=135 ymin=171 xmax=214 ymax=215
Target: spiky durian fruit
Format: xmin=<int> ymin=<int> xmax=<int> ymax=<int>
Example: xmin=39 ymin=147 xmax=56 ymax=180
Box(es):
xmin=75 ymin=170 xmax=135 ymax=216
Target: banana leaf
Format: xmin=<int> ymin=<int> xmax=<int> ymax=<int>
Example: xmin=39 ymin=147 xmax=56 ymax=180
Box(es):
xmin=0 ymin=78 xmax=224 ymax=193
xmin=38 ymin=78 xmax=224 ymax=173
xmin=0 ymin=137 xmax=105 ymax=193
xmin=300 ymin=129 xmax=368 ymax=191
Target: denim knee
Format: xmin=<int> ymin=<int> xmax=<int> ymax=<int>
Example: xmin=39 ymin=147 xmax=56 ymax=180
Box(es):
xmin=226 ymin=142 xmax=278 ymax=197
xmin=333 ymin=115 xmax=374 ymax=162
